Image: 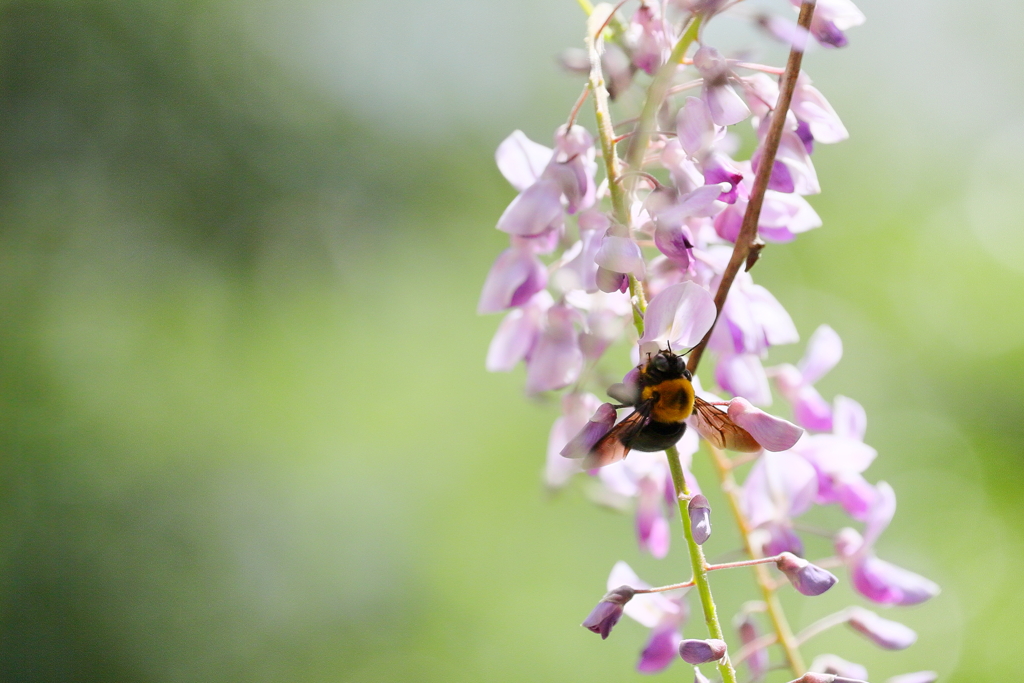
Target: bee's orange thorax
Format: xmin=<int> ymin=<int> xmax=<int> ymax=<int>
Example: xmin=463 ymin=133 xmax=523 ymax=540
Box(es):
xmin=641 ymin=378 xmax=695 ymax=423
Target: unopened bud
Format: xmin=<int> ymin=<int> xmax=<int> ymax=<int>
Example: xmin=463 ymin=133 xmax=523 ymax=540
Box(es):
xmin=847 ymin=607 xmax=917 ymax=650
xmin=678 ymin=638 xmax=727 ymax=664
xmin=581 ymin=585 xmax=635 ymax=639
xmin=693 ymin=667 xmax=711 ymax=683
xmin=776 ymin=552 xmax=838 ymax=596
xmin=688 ymin=494 xmax=712 ymax=544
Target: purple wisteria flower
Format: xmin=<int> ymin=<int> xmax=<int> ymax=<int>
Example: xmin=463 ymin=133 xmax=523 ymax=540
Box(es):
xmin=481 ymin=2 xmax=931 ymax=679
xmin=834 ymin=483 xmax=940 ymax=605
xmin=605 ymin=562 xmax=689 ymax=673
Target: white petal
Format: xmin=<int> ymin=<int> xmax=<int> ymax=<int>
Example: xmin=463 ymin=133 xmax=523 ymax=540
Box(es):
xmin=495 ymin=130 xmax=553 ymax=192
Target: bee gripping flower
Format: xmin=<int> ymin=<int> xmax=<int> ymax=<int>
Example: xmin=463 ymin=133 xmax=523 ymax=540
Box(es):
xmin=775 ymin=552 xmax=838 ymax=596
xmin=582 ymin=585 xmax=636 ymax=639
xmin=679 ymin=638 xmax=728 ymax=664
xmin=687 ymin=494 xmax=712 ymax=544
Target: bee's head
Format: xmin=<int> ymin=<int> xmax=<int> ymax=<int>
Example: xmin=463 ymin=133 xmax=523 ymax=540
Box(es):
xmin=648 ymin=350 xmax=691 ymax=380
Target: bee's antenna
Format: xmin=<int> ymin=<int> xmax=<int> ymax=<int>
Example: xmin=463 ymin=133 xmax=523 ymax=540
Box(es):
xmin=666 ymin=340 xmax=673 ymax=353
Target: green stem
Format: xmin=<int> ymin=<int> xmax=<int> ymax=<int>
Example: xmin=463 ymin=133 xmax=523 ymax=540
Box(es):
xmin=623 ymin=14 xmax=703 ymax=191
xmin=666 ymin=445 xmax=738 ymax=683
xmin=587 ymin=14 xmax=737 ymax=682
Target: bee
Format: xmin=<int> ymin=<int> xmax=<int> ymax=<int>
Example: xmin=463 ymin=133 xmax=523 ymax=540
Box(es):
xmin=585 ymin=348 xmax=760 ymax=468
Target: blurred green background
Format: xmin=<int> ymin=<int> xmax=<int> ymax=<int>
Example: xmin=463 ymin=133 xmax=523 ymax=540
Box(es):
xmin=1 ymin=1 xmax=1022 ymax=681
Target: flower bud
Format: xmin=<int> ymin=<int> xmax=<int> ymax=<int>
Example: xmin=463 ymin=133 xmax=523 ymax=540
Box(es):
xmin=693 ymin=667 xmax=711 ymax=683
xmin=678 ymin=638 xmax=727 ymax=664
xmin=775 ymin=552 xmax=838 ymax=596
xmin=847 ymin=607 xmax=917 ymax=650
xmin=688 ymin=494 xmax=712 ymax=544
xmin=581 ymin=586 xmax=635 ymax=639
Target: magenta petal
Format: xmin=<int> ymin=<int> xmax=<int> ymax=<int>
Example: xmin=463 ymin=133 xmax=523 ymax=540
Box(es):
xmin=495 ymin=130 xmax=553 ymax=192
xmin=847 ymin=607 xmax=917 ymax=650
xmin=654 ymin=222 xmax=694 ymax=267
xmin=637 ymin=478 xmax=671 ymax=558
xmin=716 ymin=355 xmax=773 ymax=406
xmin=793 ymin=384 xmax=834 ymax=432
xmin=713 ymin=202 xmax=744 ymax=242
xmin=728 ymin=398 xmax=803 ymax=451
xmin=852 ymin=555 xmax=940 ymax=606
xmin=477 ymin=247 xmax=548 ymax=314
xmin=495 ymin=178 xmax=564 ymax=236
xmin=639 ymin=282 xmax=717 ymax=348
xmin=637 ymin=624 xmax=682 ymax=673
xmin=561 ymin=403 xmax=617 ymax=459
xmin=836 ymin=474 xmax=878 ymax=521
xmin=799 ymin=324 xmax=843 ymax=384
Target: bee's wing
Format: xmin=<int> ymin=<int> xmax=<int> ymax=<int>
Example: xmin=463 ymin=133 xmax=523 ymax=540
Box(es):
xmin=692 ymin=396 xmax=761 ymax=452
xmin=583 ymin=408 xmax=650 ymax=469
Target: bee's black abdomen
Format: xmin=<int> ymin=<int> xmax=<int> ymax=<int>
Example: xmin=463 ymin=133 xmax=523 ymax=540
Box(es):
xmin=624 ymin=421 xmax=687 ymax=452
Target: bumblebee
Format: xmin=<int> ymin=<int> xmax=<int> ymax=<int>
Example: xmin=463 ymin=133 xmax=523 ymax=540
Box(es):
xmin=586 ymin=348 xmax=759 ymax=468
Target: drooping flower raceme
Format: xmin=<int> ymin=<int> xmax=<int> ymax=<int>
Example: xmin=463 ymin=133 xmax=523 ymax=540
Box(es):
xmin=479 ymin=2 xmax=935 ymax=681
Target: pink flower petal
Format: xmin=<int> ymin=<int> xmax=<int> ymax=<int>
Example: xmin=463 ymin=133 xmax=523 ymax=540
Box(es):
xmin=545 ymin=392 xmax=601 ymax=488
xmin=594 ymin=235 xmax=646 ymax=277
xmin=525 ymin=304 xmax=583 ymax=394
xmin=863 ymin=481 xmax=896 ymax=547
xmin=676 ymin=96 xmax=717 ymax=157
xmin=477 ymin=247 xmax=548 ymax=314
xmin=485 ymin=291 xmax=553 ymax=371
xmin=851 ymin=555 xmax=940 ymax=606
xmin=799 ymin=324 xmax=843 ymax=384
xmin=495 ymin=130 xmax=553 ymax=192
xmin=702 ymin=82 xmax=751 ymax=126
xmin=495 ymin=178 xmax=564 ymax=236
xmin=639 ymin=281 xmax=717 ymax=348
xmin=637 ymin=624 xmax=683 ymax=673
xmin=832 ymin=395 xmax=867 ymax=441
xmin=728 ymin=397 xmax=804 ymax=451
xmin=793 ymin=384 xmax=834 ymax=432
xmin=716 ymin=354 xmax=773 ymax=406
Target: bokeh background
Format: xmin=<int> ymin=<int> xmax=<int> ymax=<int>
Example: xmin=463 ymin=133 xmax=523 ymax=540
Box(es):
xmin=1 ymin=1 xmax=1022 ymax=681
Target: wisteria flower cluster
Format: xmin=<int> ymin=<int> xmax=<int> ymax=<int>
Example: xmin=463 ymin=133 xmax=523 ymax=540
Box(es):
xmin=479 ymin=2 xmax=938 ymax=682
